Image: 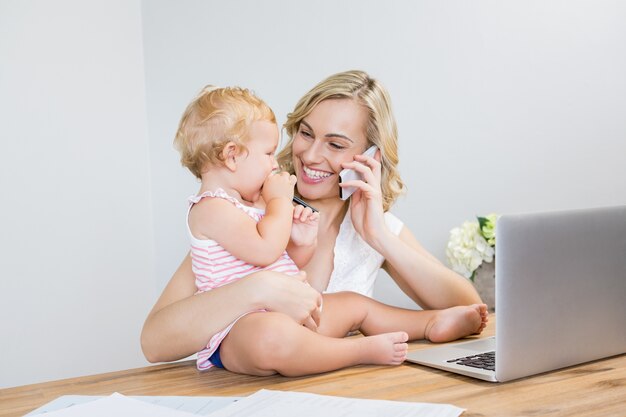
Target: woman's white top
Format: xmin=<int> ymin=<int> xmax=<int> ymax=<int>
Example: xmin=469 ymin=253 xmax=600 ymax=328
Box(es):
xmin=325 ymin=210 xmax=404 ymax=297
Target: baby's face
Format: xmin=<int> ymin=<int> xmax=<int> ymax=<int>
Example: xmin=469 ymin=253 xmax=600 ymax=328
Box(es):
xmin=236 ymin=120 xmax=279 ymax=203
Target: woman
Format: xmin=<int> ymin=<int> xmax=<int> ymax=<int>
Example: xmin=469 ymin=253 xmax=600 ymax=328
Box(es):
xmin=141 ymin=70 xmax=481 ymax=368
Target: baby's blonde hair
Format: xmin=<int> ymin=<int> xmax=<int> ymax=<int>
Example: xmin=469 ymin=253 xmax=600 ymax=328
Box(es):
xmin=278 ymin=70 xmax=405 ymax=211
xmin=174 ymin=85 xmax=276 ymax=179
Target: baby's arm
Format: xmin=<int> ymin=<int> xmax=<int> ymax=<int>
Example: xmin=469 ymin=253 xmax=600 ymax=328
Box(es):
xmin=188 ymin=173 xmax=295 ymax=266
xmin=287 ymin=205 xmax=319 ymax=268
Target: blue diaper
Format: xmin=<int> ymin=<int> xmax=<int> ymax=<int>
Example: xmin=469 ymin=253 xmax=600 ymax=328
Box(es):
xmin=209 ymin=346 xmax=224 ymax=368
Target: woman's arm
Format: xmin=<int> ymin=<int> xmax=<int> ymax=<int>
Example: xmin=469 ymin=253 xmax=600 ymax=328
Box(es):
xmin=341 ymin=153 xmax=480 ymax=310
xmin=379 ymin=226 xmax=482 ymax=309
xmin=141 ymin=254 xmax=322 ymax=363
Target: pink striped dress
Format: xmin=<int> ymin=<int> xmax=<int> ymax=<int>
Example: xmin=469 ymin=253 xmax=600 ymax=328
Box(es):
xmin=187 ymin=189 xmax=300 ymax=370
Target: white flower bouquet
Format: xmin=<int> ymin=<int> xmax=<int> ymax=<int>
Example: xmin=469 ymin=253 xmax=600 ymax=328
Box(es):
xmin=446 ymin=214 xmax=498 ymax=281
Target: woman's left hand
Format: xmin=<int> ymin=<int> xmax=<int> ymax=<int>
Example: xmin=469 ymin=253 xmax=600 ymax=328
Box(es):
xmin=339 ymin=150 xmax=389 ymax=250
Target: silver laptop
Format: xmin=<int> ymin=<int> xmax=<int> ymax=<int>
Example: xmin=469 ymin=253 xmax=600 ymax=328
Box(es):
xmin=406 ymin=205 xmax=626 ymax=382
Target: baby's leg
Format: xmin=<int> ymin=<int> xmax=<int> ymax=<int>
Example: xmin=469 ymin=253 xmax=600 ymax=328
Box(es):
xmin=219 ymin=311 xmax=408 ymax=377
xmin=318 ymin=292 xmax=488 ymax=343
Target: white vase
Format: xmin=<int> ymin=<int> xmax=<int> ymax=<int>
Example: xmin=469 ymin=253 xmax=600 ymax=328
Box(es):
xmin=473 ymin=261 xmax=495 ymax=312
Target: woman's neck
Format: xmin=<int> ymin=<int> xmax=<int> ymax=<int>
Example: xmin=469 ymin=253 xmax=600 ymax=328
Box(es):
xmin=308 ymin=197 xmax=349 ymax=232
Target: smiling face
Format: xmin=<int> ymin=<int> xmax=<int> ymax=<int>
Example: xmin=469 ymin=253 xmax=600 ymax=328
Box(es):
xmin=291 ymin=99 xmax=370 ymax=201
xmin=235 ymin=120 xmax=280 ymax=203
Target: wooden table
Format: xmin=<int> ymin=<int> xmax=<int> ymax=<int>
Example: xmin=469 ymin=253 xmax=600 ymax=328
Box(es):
xmin=2 ymin=315 xmax=625 ymax=417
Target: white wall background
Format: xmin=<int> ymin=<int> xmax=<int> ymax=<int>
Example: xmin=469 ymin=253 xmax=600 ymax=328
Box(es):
xmin=0 ymin=0 xmax=155 ymax=388
xmin=1 ymin=0 xmax=625 ymax=389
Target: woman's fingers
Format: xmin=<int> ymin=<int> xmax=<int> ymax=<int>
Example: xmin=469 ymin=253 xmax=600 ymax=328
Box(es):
xmin=301 ymin=292 xmax=323 ymax=331
xmin=299 ymin=290 xmax=322 ymax=331
xmin=354 ymin=152 xmax=382 ymax=170
xmin=290 ymin=272 xmax=322 ymax=329
xmin=302 ymin=315 xmax=318 ymax=331
xmin=341 ymin=159 xmax=380 ymax=186
xmin=338 ymin=180 xmax=374 ymax=198
xmin=338 ymin=176 xmax=381 ymax=200
xmin=354 ymin=153 xmax=382 ymax=178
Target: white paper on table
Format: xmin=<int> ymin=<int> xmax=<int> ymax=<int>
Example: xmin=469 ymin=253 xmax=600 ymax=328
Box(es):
xmin=26 ymin=394 xmax=240 ymax=415
xmin=36 ymin=393 xmax=198 ymax=417
xmin=207 ymin=389 xmax=465 ymax=417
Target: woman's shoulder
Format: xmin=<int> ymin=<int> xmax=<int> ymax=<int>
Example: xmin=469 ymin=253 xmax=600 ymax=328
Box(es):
xmin=384 ymin=211 xmax=404 ymax=235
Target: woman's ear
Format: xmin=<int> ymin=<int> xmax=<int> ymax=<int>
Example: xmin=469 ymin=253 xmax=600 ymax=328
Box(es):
xmin=222 ymin=142 xmax=239 ymax=171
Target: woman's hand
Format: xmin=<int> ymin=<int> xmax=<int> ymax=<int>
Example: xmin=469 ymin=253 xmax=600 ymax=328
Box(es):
xmin=254 ymin=270 xmax=322 ymax=331
xmin=339 ymin=151 xmax=390 ymax=251
xmin=141 ymin=255 xmax=322 ymax=363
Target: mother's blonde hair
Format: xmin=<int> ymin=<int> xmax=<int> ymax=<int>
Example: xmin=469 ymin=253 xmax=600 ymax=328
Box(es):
xmin=277 ymin=70 xmax=404 ymax=211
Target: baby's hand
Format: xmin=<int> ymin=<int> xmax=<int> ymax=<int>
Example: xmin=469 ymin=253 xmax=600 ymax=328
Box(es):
xmin=290 ymin=205 xmax=320 ymax=247
xmin=262 ymin=171 xmax=296 ymax=203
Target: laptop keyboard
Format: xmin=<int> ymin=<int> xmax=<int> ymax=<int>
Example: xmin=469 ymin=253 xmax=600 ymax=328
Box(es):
xmin=447 ymin=351 xmax=495 ymax=371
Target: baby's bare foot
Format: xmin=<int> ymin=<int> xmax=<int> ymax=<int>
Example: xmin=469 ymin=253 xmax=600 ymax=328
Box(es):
xmin=425 ymin=304 xmax=488 ymax=343
xmin=359 ymin=331 xmax=409 ymax=365
xmin=477 ymin=304 xmax=489 ymax=333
